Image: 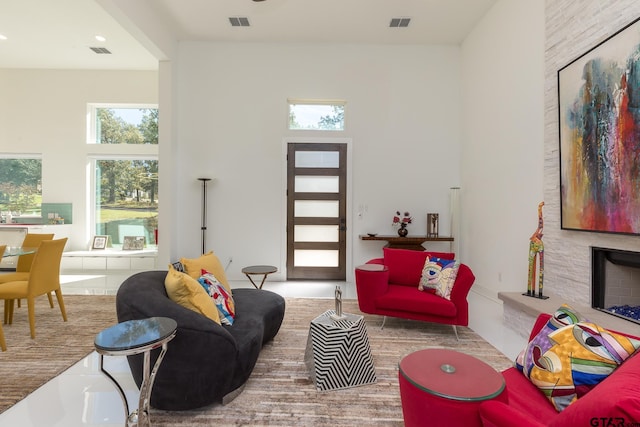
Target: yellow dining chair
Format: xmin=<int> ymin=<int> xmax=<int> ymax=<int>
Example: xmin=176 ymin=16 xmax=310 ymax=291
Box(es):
xmin=0 ymin=245 xmax=6 ymax=351
xmin=0 ymin=233 xmax=55 ymax=309
xmin=0 ymin=238 xmax=68 ymax=339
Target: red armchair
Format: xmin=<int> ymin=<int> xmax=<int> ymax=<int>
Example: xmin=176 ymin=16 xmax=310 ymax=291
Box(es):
xmin=354 ymin=248 xmax=475 ymax=338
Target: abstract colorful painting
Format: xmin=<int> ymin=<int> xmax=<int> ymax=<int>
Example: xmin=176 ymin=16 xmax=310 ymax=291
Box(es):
xmin=559 ymin=17 xmax=640 ymax=235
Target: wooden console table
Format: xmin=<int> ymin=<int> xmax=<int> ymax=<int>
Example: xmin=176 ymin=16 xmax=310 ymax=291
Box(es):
xmin=359 ymin=235 xmax=454 ymax=251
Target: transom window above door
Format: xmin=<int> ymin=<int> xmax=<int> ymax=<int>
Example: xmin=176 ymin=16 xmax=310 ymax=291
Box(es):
xmin=288 ymin=99 xmax=345 ymax=131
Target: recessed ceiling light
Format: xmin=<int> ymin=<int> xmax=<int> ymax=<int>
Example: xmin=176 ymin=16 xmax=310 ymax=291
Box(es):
xmin=95 ymin=35 xmax=106 ymax=42
xmin=0 ymin=34 xmax=7 ymax=41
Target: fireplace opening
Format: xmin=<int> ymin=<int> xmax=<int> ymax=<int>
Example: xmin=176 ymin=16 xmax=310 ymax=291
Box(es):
xmin=592 ymin=247 xmax=640 ymax=325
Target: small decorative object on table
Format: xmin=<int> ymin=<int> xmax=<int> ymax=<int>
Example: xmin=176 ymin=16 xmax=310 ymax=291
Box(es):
xmin=123 ymin=236 xmax=145 ymax=250
xmin=524 ymin=201 xmax=548 ymax=299
xmin=393 ymin=211 xmax=412 ymax=237
xmin=331 ymin=285 xmax=346 ymax=321
xmin=427 ymin=213 xmax=439 ymax=238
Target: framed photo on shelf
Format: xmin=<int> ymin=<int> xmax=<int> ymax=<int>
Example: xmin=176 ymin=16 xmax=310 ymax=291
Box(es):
xmin=91 ymin=235 xmax=109 ymax=250
xmin=123 ymin=236 xmax=145 ymax=250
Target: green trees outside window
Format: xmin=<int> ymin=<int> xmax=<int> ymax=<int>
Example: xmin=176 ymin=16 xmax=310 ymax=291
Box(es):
xmin=0 ymin=158 xmax=42 ymax=222
xmin=94 ymin=108 xmax=159 ymax=247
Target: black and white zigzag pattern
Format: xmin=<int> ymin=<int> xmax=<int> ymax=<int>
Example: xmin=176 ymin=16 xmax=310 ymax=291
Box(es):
xmin=305 ymin=310 xmax=377 ymax=392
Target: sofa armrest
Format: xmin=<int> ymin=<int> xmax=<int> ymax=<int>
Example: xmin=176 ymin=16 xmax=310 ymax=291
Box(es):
xmin=355 ymin=262 xmax=390 ymax=314
xmin=479 ymin=401 xmax=547 ymax=427
xmin=448 ymin=263 xmax=475 ymax=325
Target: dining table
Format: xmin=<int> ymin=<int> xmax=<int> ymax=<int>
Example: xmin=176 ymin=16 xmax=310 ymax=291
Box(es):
xmin=1 ymin=247 xmax=37 ymax=257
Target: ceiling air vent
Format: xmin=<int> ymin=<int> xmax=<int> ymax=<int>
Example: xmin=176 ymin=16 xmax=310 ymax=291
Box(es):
xmin=229 ymin=17 xmax=250 ymax=27
xmin=389 ymin=18 xmax=411 ymax=28
xmin=90 ymin=47 xmax=111 ymax=54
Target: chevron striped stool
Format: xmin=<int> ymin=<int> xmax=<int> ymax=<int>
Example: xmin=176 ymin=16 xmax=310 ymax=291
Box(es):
xmin=304 ymin=310 xmax=377 ymax=391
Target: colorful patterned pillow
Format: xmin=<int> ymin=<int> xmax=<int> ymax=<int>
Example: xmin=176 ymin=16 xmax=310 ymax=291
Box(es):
xmin=198 ymin=270 xmax=235 ymax=326
xmin=516 ymin=304 xmax=587 ymax=377
xmin=164 ymin=266 xmax=221 ymax=324
xmin=527 ymin=321 xmax=640 ymax=412
xmin=418 ymin=256 xmax=460 ymax=300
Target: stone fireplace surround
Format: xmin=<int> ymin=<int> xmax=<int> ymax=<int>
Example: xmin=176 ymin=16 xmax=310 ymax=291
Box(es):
xmin=510 ymin=0 xmax=640 ymax=344
xmin=499 ymin=288 xmax=639 ymax=340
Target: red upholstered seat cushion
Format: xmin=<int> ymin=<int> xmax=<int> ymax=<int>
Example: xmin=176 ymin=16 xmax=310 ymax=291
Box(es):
xmin=375 ymin=285 xmax=457 ymax=317
xmin=550 ymin=352 xmax=640 ymax=427
xmin=383 ymin=247 xmax=455 ymax=286
xmin=500 ymin=368 xmax=559 ymax=424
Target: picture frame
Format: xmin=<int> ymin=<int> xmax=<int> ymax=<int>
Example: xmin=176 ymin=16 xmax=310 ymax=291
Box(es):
xmin=123 ymin=235 xmax=145 ymax=250
xmin=559 ymin=16 xmax=640 ymax=235
xmin=427 ymin=213 xmax=439 ymax=238
xmin=91 ymin=235 xmax=109 ymax=250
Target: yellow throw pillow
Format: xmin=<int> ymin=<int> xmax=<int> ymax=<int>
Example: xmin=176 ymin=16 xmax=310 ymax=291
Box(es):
xmin=165 ymin=266 xmax=220 ymax=324
xmin=181 ymin=251 xmax=232 ymax=295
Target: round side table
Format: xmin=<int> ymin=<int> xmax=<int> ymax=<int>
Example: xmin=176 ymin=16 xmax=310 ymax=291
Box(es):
xmin=95 ymin=317 xmax=177 ymax=427
xmin=398 ymin=348 xmax=506 ymax=427
xmin=241 ymin=265 xmax=277 ymax=289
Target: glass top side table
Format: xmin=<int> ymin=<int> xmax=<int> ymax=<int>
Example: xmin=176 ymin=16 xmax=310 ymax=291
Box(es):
xmin=398 ymin=349 xmax=506 ymax=427
xmin=95 ymin=317 xmax=177 ymax=427
xmin=399 ymin=348 xmax=505 ymax=401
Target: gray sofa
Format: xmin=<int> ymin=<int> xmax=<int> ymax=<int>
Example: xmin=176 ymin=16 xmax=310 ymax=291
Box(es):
xmin=115 ymin=270 xmax=286 ymax=410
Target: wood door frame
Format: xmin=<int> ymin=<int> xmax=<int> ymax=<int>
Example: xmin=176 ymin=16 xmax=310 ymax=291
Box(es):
xmin=281 ymin=137 xmax=353 ymax=281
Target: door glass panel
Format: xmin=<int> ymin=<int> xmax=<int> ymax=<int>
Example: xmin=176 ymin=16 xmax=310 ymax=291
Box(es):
xmin=295 ymin=176 xmax=339 ymax=193
xmin=295 ymin=151 xmax=339 ymax=168
xmin=294 ymin=200 xmax=339 ymax=217
xmin=294 ymin=250 xmax=339 ymax=267
xmin=295 ymin=225 xmax=339 ymax=242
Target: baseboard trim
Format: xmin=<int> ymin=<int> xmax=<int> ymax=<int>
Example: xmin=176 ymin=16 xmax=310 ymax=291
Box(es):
xmin=470 ymin=285 xmax=501 ymax=304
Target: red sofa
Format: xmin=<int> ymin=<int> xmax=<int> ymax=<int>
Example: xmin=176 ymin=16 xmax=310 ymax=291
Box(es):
xmin=354 ymin=248 xmax=475 ymax=336
xmin=479 ymin=313 xmax=640 ymax=427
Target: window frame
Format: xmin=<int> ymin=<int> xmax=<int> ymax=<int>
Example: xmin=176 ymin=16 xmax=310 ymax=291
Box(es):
xmin=0 ymin=154 xmax=43 ymax=222
xmin=88 ymin=154 xmax=159 ymax=249
xmin=86 ymin=103 xmax=158 ymax=145
xmin=287 ymin=99 xmax=346 ymax=131
xmin=87 ymin=102 xmax=159 ymax=249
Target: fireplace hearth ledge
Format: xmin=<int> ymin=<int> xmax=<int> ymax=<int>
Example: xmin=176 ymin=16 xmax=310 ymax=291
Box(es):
xmin=498 ymin=291 xmax=640 ymax=339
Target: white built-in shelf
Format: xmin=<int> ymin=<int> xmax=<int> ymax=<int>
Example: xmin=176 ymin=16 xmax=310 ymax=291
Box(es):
xmin=62 ymin=249 xmax=157 ymax=271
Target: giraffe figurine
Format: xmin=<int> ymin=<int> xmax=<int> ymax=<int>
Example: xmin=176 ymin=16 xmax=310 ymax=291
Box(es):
xmin=527 ymin=202 xmax=547 ymax=298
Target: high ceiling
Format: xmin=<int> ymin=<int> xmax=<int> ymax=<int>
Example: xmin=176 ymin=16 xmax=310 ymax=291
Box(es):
xmin=0 ymin=0 xmax=497 ymax=70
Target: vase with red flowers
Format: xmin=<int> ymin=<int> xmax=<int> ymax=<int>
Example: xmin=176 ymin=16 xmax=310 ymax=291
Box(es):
xmin=392 ymin=211 xmax=412 ymax=237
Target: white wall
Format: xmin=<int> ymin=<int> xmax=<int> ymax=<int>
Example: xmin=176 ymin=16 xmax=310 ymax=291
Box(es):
xmin=174 ymin=42 xmax=463 ymax=281
xmin=544 ymin=0 xmax=640 ymax=305
xmin=460 ymin=0 xmax=545 ymax=299
xmin=0 ymin=69 xmax=158 ymax=250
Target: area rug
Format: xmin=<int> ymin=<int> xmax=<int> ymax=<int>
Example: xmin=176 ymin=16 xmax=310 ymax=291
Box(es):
xmin=0 ymin=295 xmax=118 ymax=414
xmin=150 ymin=298 xmax=513 ymax=427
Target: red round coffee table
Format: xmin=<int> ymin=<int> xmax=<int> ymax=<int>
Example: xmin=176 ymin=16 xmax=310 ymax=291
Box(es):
xmin=398 ymin=349 xmax=506 ymax=427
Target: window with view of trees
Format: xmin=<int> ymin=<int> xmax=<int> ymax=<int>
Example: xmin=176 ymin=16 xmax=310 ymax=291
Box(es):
xmin=288 ymin=101 xmax=345 ymax=131
xmin=0 ymin=158 xmax=42 ymax=223
xmin=94 ymin=107 xmax=158 ymax=145
xmin=91 ymin=106 xmax=159 ymax=248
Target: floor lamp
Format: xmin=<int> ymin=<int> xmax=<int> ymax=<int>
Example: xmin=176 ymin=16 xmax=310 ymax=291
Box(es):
xmin=450 ymin=187 xmax=460 ymax=257
xmin=198 ymin=178 xmax=211 ymax=254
